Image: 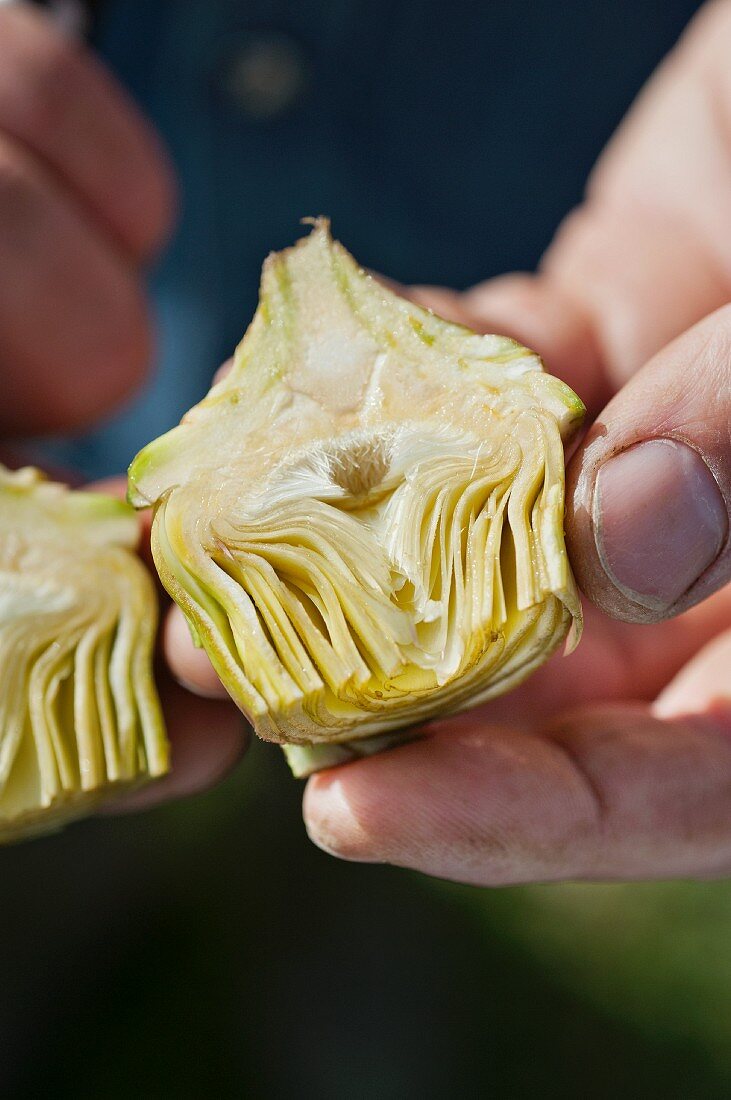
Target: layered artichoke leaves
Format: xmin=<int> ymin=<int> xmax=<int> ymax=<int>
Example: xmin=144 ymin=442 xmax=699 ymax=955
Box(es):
xmin=129 ymin=222 xmax=584 ymax=776
xmin=0 ymin=467 xmax=168 ymax=841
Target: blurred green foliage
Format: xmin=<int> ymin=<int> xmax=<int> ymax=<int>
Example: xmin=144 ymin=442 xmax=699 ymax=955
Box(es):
xmin=2 ymin=742 xmax=730 ymax=1098
xmin=453 ymin=878 xmax=731 ymax=1080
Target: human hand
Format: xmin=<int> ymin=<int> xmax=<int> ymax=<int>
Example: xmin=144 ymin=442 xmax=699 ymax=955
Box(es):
xmin=0 ymin=2 xmax=175 ymax=434
xmin=298 ymin=0 xmax=731 ymax=883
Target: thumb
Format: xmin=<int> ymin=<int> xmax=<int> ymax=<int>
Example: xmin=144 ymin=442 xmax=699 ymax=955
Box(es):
xmin=567 ymin=305 xmax=731 ymax=623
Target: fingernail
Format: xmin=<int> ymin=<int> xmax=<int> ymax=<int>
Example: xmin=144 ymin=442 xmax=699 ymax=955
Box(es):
xmin=594 ymin=439 xmax=727 ymax=611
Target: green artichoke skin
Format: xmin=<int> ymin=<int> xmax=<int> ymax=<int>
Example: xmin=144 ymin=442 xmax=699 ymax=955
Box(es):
xmin=0 ymin=466 xmax=168 ymax=842
xmin=129 ymin=221 xmax=584 ymax=776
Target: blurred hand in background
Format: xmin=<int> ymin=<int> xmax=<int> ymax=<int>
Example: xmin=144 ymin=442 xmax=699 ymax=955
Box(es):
xmin=298 ymin=0 xmax=731 ymax=885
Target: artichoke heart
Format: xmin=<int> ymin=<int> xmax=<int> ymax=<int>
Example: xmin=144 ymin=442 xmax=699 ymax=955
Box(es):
xmin=129 ymin=220 xmax=584 ymax=776
xmin=0 ymin=466 xmax=168 ymax=842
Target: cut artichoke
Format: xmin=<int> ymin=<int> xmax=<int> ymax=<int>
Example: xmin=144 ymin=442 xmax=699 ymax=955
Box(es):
xmin=0 ymin=466 xmax=168 ymax=842
xmin=129 ymin=221 xmax=584 ymax=776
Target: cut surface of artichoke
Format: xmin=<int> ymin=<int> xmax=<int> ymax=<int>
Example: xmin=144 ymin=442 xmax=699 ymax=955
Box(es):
xmin=0 ymin=466 xmax=168 ymax=842
xmin=129 ymin=221 xmax=584 ymax=776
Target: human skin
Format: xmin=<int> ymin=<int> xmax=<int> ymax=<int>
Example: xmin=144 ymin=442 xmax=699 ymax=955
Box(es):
xmin=0 ymin=3 xmax=245 ymax=800
xmin=166 ymin=0 xmax=731 ymax=883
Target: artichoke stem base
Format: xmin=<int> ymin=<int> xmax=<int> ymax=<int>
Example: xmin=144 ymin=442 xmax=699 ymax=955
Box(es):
xmin=283 ymin=727 xmax=424 ymax=778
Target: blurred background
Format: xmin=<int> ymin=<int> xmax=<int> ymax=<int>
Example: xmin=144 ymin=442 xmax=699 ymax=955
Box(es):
xmin=7 ymin=0 xmax=731 ymax=1096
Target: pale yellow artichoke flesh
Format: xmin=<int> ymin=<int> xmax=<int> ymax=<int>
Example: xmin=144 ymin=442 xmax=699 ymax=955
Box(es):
xmin=0 ymin=466 xmax=168 ymax=841
xmin=129 ymin=221 xmax=584 ymax=776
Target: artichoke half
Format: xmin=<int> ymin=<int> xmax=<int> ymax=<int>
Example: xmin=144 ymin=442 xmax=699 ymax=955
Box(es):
xmin=129 ymin=221 xmax=584 ymax=776
xmin=0 ymin=467 xmax=168 ymax=842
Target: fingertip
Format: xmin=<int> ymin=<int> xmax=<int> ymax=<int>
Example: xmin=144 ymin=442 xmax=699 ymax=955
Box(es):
xmin=654 ymin=629 xmax=731 ymax=721
xmin=302 ymin=733 xmax=455 ymax=868
xmin=303 ymin=771 xmax=375 ymax=862
xmin=115 ymin=112 xmax=179 ymax=262
xmin=104 ymin=683 xmax=248 ymax=814
xmin=588 ymin=440 xmax=726 ymax=622
xmin=566 ymin=312 xmax=731 ymax=626
xmin=301 ymin=726 xmax=463 ymax=869
xmin=302 ymin=736 xmax=447 ymax=865
xmin=164 ymin=604 xmax=230 ymax=699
